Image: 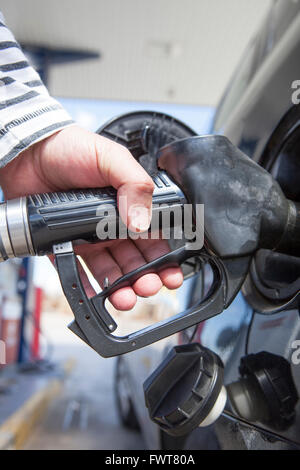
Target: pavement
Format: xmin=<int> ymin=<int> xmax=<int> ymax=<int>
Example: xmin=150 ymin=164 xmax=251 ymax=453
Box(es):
xmin=0 ymin=356 xmax=74 ymax=450
xmin=21 ymin=309 xmax=145 ymax=450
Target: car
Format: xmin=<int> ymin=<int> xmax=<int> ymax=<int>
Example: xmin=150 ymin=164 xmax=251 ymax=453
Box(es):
xmin=114 ymin=0 xmax=300 ymax=450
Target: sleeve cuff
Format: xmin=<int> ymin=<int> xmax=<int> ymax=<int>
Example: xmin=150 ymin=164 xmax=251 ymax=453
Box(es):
xmin=0 ymin=95 xmax=74 ymax=167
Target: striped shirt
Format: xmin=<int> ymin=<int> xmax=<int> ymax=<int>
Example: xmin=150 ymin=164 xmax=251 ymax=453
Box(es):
xmin=0 ymin=13 xmax=74 ymax=167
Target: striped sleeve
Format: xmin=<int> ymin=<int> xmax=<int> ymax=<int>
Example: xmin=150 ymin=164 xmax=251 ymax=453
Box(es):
xmin=0 ymin=16 xmax=74 ymax=168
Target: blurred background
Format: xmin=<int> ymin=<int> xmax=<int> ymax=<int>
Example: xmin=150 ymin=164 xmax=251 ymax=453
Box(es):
xmin=0 ymin=0 xmax=271 ymax=450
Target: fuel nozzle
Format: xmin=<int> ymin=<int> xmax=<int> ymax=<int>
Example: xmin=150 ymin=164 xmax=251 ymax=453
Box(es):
xmin=157 ymin=135 xmax=300 ymax=259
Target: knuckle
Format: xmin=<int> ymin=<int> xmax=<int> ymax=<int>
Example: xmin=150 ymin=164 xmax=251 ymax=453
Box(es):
xmin=134 ymin=179 xmax=155 ymax=194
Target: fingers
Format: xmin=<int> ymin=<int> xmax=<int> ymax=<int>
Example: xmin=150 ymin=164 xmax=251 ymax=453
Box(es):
xmin=108 ymin=239 xmax=163 ymax=297
xmin=76 ymin=237 xmax=183 ymax=311
xmin=77 ymin=243 xmax=137 ymax=311
xmin=77 ymin=239 xmax=165 ymax=310
xmin=134 ymin=237 xmax=184 ymax=289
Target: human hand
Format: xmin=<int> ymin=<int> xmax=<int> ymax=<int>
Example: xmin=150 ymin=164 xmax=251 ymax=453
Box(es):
xmin=0 ymin=125 xmax=183 ymax=310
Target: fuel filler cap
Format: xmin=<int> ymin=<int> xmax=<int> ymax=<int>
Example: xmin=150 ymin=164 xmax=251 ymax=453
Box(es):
xmin=143 ymin=343 xmax=226 ymax=436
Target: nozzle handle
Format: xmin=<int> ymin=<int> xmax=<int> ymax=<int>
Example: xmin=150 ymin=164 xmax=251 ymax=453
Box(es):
xmin=0 ymin=171 xmax=186 ymax=260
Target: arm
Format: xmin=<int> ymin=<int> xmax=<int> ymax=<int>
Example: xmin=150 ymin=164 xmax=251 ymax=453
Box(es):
xmin=0 ymin=16 xmax=74 ymax=166
xmin=0 ymin=16 xmax=183 ymax=310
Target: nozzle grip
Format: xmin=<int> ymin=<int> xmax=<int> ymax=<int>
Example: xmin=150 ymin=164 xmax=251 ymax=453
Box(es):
xmin=27 ymin=188 xmax=119 ymax=255
xmin=26 ymin=172 xmax=186 ymax=256
xmin=55 ymin=241 xmax=251 ymax=357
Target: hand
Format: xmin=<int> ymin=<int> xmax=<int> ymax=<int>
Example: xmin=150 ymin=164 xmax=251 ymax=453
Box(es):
xmin=0 ymin=125 xmax=183 ymax=310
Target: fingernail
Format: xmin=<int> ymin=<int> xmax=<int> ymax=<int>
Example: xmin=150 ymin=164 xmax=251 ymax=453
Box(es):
xmin=129 ymin=205 xmax=152 ymax=232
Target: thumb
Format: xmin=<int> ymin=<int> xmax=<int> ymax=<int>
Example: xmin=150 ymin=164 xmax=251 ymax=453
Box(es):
xmin=96 ymin=134 xmax=154 ymax=232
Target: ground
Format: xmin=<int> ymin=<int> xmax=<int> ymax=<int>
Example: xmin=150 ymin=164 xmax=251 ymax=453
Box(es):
xmin=24 ymin=309 xmax=145 ymax=450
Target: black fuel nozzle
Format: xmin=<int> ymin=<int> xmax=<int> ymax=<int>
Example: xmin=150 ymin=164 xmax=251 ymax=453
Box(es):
xmin=157 ymin=135 xmax=300 ymax=259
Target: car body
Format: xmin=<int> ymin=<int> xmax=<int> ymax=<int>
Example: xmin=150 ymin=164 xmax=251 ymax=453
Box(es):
xmin=114 ymin=0 xmax=300 ymax=450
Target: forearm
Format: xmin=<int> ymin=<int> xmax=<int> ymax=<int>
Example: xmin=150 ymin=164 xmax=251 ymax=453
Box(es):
xmin=0 ymin=14 xmax=74 ymax=168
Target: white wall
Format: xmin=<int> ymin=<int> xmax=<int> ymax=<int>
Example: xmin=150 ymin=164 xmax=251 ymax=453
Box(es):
xmin=1 ymin=0 xmax=271 ymax=105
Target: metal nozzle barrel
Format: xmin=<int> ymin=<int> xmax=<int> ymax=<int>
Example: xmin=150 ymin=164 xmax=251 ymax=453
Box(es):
xmin=0 ymin=198 xmax=35 ymax=262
